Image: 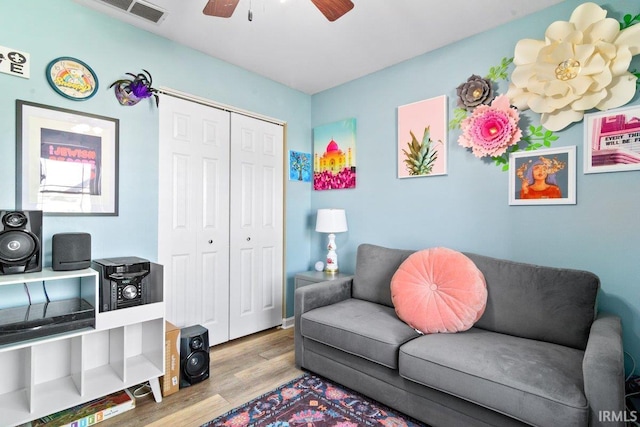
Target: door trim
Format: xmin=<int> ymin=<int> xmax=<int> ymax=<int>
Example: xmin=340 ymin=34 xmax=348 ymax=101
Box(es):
xmin=157 ymin=87 xmax=285 ymax=127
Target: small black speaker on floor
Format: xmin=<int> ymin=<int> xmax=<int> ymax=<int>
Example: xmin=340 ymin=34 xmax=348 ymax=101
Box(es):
xmin=52 ymin=233 xmax=91 ymax=271
xmin=180 ymin=324 xmax=210 ymax=388
xmin=0 ymin=210 xmax=42 ymax=275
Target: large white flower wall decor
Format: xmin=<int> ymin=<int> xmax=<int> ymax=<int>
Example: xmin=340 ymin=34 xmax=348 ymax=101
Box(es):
xmin=506 ymin=2 xmax=640 ymax=131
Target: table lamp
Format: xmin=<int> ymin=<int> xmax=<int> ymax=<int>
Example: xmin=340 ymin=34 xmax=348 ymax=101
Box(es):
xmin=315 ymin=209 xmax=348 ymax=273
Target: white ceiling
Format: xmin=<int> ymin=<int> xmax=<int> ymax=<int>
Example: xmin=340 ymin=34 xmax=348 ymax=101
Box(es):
xmin=74 ymin=0 xmax=565 ymax=94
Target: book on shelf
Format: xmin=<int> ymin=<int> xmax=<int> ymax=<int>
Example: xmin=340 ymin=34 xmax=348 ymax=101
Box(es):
xmin=28 ymin=388 xmax=135 ymax=427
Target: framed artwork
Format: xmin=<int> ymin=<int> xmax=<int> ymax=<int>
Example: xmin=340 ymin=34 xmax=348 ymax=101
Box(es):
xmin=16 ymin=100 xmax=119 ymax=215
xmin=313 ymin=118 xmax=356 ymax=190
xmin=509 ymin=146 xmax=576 ymax=206
xmin=584 ymin=105 xmax=640 ymax=174
xmin=289 ymin=150 xmax=312 ymax=182
xmin=397 ymin=95 xmax=447 ymax=178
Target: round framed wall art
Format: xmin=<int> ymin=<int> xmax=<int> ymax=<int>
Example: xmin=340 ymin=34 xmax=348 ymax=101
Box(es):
xmin=46 ymin=57 xmax=99 ymax=101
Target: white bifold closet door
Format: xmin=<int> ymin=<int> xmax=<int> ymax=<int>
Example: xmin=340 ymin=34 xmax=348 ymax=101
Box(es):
xmin=158 ymin=94 xmax=283 ymax=347
xmin=159 ymin=95 xmax=231 ymax=346
xmin=228 ymin=113 xmax=284 ymax=340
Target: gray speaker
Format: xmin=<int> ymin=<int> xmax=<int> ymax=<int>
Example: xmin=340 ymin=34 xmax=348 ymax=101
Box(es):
xmin=52 ymin=233 xmax=91 ymax=271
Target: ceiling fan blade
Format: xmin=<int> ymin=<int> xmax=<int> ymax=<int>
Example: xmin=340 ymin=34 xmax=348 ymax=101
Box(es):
xmin=203 ymin=0 xmax=240 ymax=18
xmin=310 ymin=0 xmax=354 ymax=22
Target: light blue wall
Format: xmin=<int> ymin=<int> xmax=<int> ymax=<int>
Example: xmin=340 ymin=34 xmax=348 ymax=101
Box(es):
xmin=310 ymin=0 xmax=640 ymax=375
xmin=2 ymin=0 xmax=639 ymax=375
xmin=0 ymin=0 xmax=311 ymax=315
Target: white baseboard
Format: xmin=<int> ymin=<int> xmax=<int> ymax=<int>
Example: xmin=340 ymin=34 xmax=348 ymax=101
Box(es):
xmin=281 ymin=317 xmax=294 ymax=329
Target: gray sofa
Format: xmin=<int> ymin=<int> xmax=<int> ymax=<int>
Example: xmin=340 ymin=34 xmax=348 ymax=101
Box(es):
xmin=294 ymin=244 xmax=625 ymax=427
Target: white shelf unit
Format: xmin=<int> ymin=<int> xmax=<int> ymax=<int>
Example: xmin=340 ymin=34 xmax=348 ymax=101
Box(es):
xmin=0 ymin=268 xmax=164 ymax=427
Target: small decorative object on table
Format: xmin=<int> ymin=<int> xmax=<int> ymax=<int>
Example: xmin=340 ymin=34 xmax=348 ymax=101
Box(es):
xmin=109 ymin=69 xmax=159 ymax=106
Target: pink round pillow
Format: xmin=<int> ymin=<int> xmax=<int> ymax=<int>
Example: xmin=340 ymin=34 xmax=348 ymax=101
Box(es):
xmin=391 ymin=247 xmax=487 ymax=334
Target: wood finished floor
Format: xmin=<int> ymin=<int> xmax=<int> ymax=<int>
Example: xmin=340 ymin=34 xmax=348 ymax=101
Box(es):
xmin=100 ymin=327 xmax=302 ymax=427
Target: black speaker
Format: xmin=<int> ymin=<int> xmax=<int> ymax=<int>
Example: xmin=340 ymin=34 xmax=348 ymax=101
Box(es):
xmin=52 ymin=233 xmax=91 ymax=271
xmin=0 ymin=210 xmax=42 ymax=275
xmin=179 ymin=325 xmax=210 ymax=388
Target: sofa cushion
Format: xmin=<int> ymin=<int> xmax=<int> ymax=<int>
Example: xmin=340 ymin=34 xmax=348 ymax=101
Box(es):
xmin=300 ymin=298 xmax=420 ymax=369
xmin=391 ymin=247 xmax=487 ymax=334
xmin=464 ymin=252 xmax=599 ymax=350
xmin=399 ymin=328 xmax=588 ymax=426
xmin=353 ymin=244 xmax=414 ymax=307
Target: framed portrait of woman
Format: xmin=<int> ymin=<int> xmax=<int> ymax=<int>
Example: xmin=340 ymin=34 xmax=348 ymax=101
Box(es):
xmin=508 ymin=146 xmax=576 ymax=206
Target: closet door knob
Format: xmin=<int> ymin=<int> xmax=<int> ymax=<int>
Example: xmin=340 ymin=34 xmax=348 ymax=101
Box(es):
xmin=246 ymin=237 xmax=251 ymax=241
xmin=208 ymin=240 xmax=213 ymax=244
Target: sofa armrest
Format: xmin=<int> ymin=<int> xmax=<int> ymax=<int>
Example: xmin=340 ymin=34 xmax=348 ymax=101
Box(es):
xmin=583 ymin=313 xmax=625 ymax=427
xmin=294 ymin=277 xmax=353 ymax=368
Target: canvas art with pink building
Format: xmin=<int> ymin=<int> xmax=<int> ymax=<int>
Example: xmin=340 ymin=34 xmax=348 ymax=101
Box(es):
xmin=313 ymin=118 xmax=356 ymax=190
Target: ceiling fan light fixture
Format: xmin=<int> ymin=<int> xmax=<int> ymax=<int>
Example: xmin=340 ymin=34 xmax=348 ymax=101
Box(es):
xmin=201 ymin=0 xmax=354 ymax=21
xmin=203 ymin=0 xmax=240 ymax=18
xmin=310 ymin=0 xmax=354 ymax=22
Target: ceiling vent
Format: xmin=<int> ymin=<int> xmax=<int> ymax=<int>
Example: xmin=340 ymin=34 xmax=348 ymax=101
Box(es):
xmin=96 ymin=0 xmax=167 ymax=24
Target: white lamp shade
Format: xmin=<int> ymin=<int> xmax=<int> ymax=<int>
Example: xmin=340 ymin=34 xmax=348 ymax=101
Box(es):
xmin=315 ymin=209 xmax=348 ymax=233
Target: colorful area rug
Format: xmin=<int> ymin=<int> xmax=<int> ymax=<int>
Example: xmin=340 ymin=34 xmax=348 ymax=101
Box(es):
xmin=202 ymin=373 xmax=427 ymax=426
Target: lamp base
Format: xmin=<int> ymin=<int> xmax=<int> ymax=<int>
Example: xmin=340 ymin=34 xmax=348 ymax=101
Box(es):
xmin=324 ymin=233 xmax=339 ymax=273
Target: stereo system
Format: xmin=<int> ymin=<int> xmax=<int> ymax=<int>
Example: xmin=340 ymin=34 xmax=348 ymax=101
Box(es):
xmin=91 ymin=257 xmax=163 ymax=312
xmin=0 ymin=210 xmax=42 ymax=275
xmin=179 ymin=324 xmax=210 ymax=388
xmin=0 ymin=209 xmax=167 ymax=350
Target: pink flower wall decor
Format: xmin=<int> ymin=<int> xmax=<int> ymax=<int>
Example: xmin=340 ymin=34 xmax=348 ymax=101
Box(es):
xmin=458 ymin=95 xmax=522 ymax=158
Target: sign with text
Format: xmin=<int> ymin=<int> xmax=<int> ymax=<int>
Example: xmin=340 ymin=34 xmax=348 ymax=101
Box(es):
xmin=0 ymin=45 xmax=30 ymax=78
xmin=584 ymin=105 xmax=640 ymax=173
xmin=600 ymin=131 xmax=640 ymax=152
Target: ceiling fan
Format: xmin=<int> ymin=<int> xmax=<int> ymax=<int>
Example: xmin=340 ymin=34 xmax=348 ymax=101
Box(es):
xmin=203 ymin=0 xmax=354 ymax=22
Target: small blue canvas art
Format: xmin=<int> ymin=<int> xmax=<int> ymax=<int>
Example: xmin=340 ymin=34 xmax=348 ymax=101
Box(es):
xmin=289 ymin=150 xmax=312 ymax=182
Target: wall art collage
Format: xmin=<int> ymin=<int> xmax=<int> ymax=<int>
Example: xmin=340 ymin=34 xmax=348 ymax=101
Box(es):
xmin=292 ymin=2 xmax=640 ymax=208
